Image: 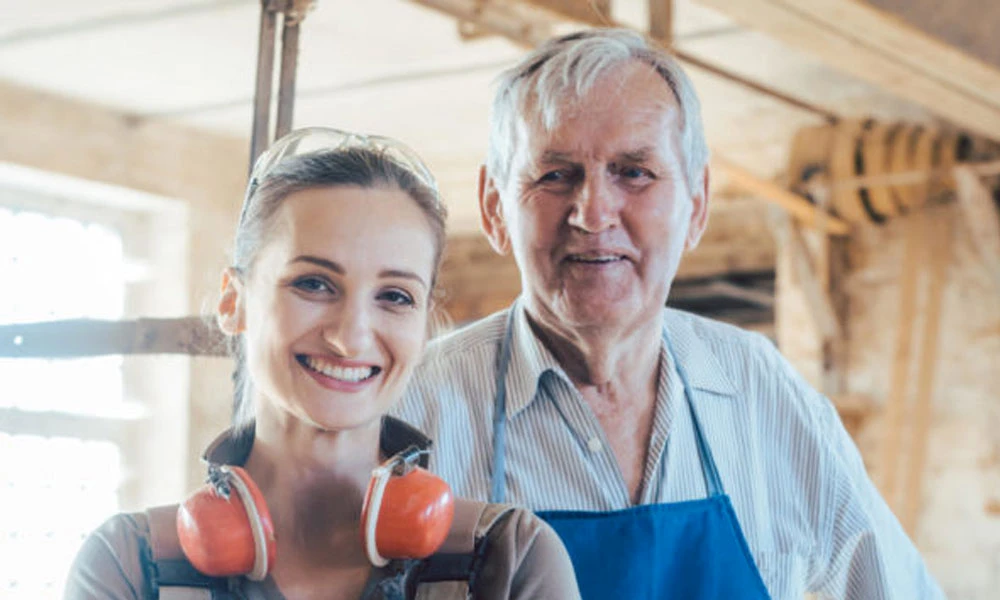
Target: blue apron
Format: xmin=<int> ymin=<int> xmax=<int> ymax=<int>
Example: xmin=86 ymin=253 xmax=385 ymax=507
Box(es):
xmin=489 ymin=306 xmax=771 ymax=599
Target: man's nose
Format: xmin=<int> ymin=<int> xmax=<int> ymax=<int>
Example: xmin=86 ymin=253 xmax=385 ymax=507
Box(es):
xmin=567 ymin=172 xmax=621 ymax=233
xmin=321 ymin=299 xmax=373 ymax=357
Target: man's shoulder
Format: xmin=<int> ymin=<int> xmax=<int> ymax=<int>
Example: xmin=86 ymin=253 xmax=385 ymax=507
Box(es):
xmin=663 ymin=307 xmax=829 ymax=420
xmin=418 ymin=309 xmax=509 ymax=372
xmin=662 ymin=307 xmax=779 ymax=367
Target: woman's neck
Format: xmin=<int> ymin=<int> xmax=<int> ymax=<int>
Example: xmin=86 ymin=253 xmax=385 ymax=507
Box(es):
xmin=243 ymin=404 xmax=382 ymax=575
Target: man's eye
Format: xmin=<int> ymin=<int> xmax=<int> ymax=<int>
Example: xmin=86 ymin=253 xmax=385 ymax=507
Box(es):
xmin=293 ymin=277 xmax=333 ymax=294
xmin=617 ymin=165 xmax=652 ymax=180
xmin=539 ymin=170 xmax=567 ymax=183
xmin=378 ymin=289 xmax=415 ymax=307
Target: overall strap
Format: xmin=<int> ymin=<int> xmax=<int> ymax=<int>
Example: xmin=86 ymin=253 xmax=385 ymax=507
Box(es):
xmin=490 ymin=305 xmax=520 ymax=504
xmin=663 ymin=333 xmax=725 ymax=497
xmin=143 ymin=505 xmax=238 ymax=599
xmin=407 ymin=504 xmax=517 ymax=595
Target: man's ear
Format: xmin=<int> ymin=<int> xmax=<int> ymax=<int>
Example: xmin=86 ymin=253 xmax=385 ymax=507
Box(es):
xmin=217 ymin=268 xmax=246 ymax=335
xmin=685 ymin=165 xmax=711 ymax=251
xmin=478 ymin=164 xmax=511 ymax=256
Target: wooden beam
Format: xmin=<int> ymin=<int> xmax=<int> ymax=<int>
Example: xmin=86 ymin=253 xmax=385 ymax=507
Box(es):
xmin=952 ymin=166 xmax=1000 ymax=293
xmin=878 ymin=212 xmax=925 ymax=507
xmin=780 ymin=221 xmax=842 ymax=340
xmin=411 ymin=0 xmax=552 ymax=47
xmin=0 ymin=317 xmax=227 ymax=358
xmin=714 ymin=154 xmax=852 ymax=235
xmin=408 ymin=0 xmax=841 ymax=122
xmin=696 ymin=0 xmax=1000 ymax=141
xmin=648 ymin=0 xmax=673 ymax=45
xmin=900 ymin=209 xmax=952 ymax=533
xmin=518 ymin=0 xmax=611 ymax=25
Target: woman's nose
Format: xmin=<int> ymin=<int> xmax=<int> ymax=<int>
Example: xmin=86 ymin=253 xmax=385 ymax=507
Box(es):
xmin=321 ymin=301 xmax=373 ymax=357
xmin=567 ymin=172 xmax=621 ymax=233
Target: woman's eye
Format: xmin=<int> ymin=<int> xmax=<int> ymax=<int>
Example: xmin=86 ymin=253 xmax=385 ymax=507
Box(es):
xmin=378 ymin=289 xmax=415 ymax=307
xmin=292 ymin=277 xmax=333 ymax=294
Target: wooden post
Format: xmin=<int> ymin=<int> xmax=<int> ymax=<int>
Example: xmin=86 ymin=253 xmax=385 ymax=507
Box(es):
xmin=250 ymin=0 xmax=279 ymax=173
xmin=275 ymin=16 xmax=301 ymax=139
xmin=648 ymin=0 xmax=672 ymax=46
xmin=900 ymin=208 xmax=953 ymax=533
xmin=878 ymin=211 xmax=926 ymax=508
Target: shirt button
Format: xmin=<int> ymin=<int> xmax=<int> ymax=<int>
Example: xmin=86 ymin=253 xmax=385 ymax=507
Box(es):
xmin=587 ymin=437 xmax=603 ymax=453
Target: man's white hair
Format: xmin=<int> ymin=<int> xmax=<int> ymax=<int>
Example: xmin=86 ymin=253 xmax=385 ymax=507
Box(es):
xmin=487 ymin=28 xmax=709 ymax=193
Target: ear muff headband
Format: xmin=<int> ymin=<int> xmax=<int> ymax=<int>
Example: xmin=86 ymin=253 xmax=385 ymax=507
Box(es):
xmin=364 ymin=464 xmax=394 ymax=567
xmin=219 ymin=465 xmax=271 ymax=581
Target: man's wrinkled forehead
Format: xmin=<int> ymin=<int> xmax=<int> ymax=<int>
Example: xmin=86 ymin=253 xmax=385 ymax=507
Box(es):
xmin=513 ymin=63 xmax=683 ymax=157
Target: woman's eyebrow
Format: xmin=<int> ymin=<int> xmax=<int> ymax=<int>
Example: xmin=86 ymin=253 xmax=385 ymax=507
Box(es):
xmin=379 ymin=269 xmax=428 ymax=290
xmin=291 ymin=255 xmax=344 ymax=273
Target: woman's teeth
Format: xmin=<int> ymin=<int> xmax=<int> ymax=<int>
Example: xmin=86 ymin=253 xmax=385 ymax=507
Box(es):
xmin=303 ymin=356 xmax=378 ymax=382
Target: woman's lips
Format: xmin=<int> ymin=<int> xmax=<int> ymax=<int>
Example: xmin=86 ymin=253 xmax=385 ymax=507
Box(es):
xmin=297 ymin=355 xmax=381 ymax=391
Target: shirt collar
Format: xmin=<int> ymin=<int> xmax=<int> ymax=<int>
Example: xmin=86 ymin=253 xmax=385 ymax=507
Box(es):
xmin=504 ymin=301 xmax=570 ymax=419
xmin=201 ymin=416 xmax=433 ymax=467
xmin=661 ymin=308 xmax=738 ymax=398
xmin=502 ymin=303 xmax=738 ymax=419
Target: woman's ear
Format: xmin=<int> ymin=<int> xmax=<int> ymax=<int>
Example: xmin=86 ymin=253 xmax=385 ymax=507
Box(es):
xmin=478 ymin=165 xmax=511 ymax=256
xmin=217 ymin=268 xmax=246 ymax=335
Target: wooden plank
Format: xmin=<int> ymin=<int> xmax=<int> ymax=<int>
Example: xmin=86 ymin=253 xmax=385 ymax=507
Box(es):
xmin=782 ymin=222 xmax=842 ymax=340
xmin=0 ymin=317 xmax=227 ymax=358
xmin=518 ymin=0 xmax=611 ymax=25
xmin=411 ymin=0 xmax=552 ymax=47
xmin=714 ymin=154 xmax=852 ymax=235
xmin=409 ymin=0 xmax=841 ymax=123
xmin=877 ymin=211 xmax=925 ymax=507
xmin=900 ymin=209 xmax=952 ymax=533
xmin=696 ymin=0 xmax=1000 ymax=142
xmin=952 ymin=166 xmax=1000 ymax=293
xmin=789 ymin=0 xmax=1000 ymax=111
xmin=648 ymin=0 xmax=673 ymax=45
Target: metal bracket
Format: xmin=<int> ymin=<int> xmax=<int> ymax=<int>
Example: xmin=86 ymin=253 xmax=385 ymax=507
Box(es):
xmin=249 ymin=0 xmax=318 ymax=173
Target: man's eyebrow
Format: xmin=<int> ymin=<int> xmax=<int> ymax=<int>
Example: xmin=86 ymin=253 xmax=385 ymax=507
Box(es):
xmin=379 ymin=269 xmax=428 ymax=290
xmin=616 ymin=148 xmax=655 ymax=163
xmin=291 ymin=255 xmax=344 ymax=273
xmin=539 ymin=150 xmax=575 ymax=164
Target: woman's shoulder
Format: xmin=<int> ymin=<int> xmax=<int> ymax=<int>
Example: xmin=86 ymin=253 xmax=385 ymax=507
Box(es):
xmin=64 ymin=512 xmax=153 ymax=600
xmin=475 ymin=504 xmax=581 ymax=600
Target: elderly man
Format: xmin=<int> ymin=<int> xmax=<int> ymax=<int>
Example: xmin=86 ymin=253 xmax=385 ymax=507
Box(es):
xmin=394 ymin=29 xmax=942 ymax=599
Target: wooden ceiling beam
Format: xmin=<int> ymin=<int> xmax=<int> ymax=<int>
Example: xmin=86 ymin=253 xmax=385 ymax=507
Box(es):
xmin=648 ymin=0 xmax=673 ymax=45
xmin=695 ymin=0 xmax=1000 ymax=141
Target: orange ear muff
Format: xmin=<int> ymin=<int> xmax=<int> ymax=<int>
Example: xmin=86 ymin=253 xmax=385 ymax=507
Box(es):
xmin=360 ymin=447 xmax=455 ymax=567
xmin=176 ymin=465 xmax=276 ymax=580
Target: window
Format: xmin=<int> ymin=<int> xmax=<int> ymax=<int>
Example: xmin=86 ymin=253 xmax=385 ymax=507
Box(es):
xmin=0 ymin=163 xmax=190 ymax=598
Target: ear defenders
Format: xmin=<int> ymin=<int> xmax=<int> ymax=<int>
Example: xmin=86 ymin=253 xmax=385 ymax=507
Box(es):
xmin=175 ymin=447 xmax=455 ymax=579
xmin=360 ymin=445 xmax=455 ymax=567
xmin=176 ymin=464 xmax=276 ymax=580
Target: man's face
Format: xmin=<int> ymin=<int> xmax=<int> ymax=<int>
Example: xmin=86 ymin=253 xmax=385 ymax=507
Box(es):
xmin=482 ymin=61 xmax=709 ymax=334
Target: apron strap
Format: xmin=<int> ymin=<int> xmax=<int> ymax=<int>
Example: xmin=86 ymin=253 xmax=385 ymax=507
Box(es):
xmin=664 ymin=334 xmax=725 ymax=497
xmin=490 ymin=304 xmax=519 ymax=504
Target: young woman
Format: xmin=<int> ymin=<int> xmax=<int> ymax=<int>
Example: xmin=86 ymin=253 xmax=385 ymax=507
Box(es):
xmin=64 ymin=128 xmax=579 ymax=600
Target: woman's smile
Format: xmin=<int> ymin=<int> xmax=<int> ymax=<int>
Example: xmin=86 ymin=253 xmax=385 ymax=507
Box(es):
xmin=297 ymin=354 xmax=382 ymax=392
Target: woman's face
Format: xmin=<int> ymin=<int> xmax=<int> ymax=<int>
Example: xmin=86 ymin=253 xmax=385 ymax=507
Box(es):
xmin=225 ymin=185 xmax=437 ymax=433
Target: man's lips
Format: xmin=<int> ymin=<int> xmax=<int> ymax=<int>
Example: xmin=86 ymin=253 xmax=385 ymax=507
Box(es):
xmin=562 ymin=251 xmax=630 ymax=264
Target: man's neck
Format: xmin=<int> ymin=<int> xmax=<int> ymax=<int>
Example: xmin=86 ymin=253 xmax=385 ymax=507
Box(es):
xmin=523 ymin=305 xmax=663 ymax=395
